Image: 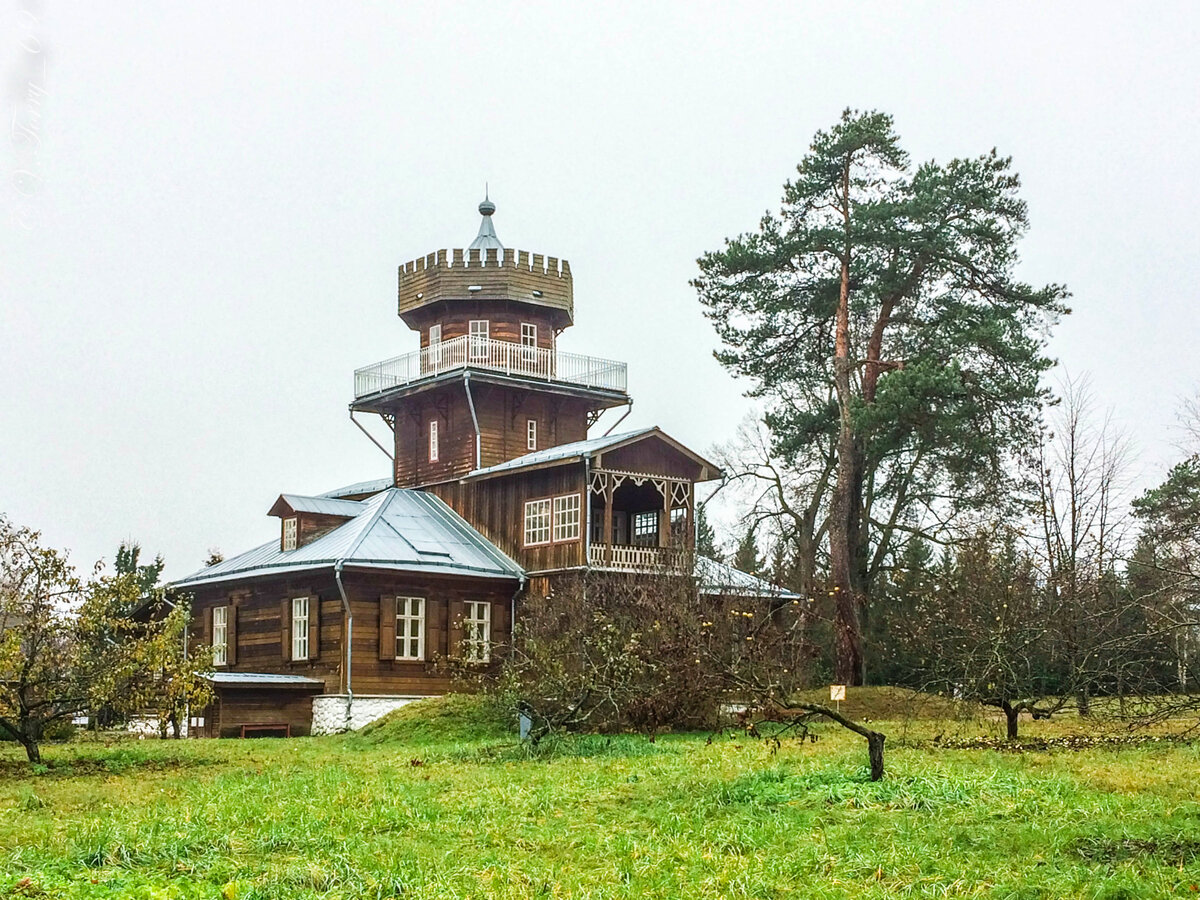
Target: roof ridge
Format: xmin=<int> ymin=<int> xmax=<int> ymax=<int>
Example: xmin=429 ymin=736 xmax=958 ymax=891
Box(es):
xmin=338 ymin=488 xmax=400 ymax=562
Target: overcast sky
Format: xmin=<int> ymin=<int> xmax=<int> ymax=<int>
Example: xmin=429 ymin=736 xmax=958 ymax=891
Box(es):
xmin=2 ymin=2 xmax=1198 ymax=578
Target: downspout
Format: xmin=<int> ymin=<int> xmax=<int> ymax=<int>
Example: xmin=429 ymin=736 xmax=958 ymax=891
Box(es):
xmin=510 ymin=574 xmax=526 ymax=657
xmin=602 ymin=399 xmax=633 ymax=436
xmin=334 ymin=560 xmax=353 ymax=732
xmin=584 ymin=455 xmax=591 ymax=568
xmin=463 ymin=372 xmax=482 ymax=469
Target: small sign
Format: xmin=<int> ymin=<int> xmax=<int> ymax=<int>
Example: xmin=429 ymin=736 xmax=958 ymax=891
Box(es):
xmin=830 ymin=684 xmax=846 ymax=702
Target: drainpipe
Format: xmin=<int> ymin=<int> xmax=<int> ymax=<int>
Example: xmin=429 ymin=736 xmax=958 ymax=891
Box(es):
xmin=463 ymin=372 xmax=482 ymax=469
xmin=510 ymin=574 xmax=526 ymax=654
xmin=335 ymin=560 xmax=353 ymax=732
xmin=584 ymin=455 xmax=591 ymax=568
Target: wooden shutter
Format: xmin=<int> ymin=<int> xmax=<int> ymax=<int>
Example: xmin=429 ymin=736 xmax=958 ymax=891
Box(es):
xmin=308 ymin=598 xmax=320 ymax=661
xmin=280 ymin=598 xmax=291 ymax=662
xmin=448 ymin=599 xmax=464 ymax=659
xmin=379 ymin=595 xmax=396 ymax=660
xmin=428 ymin=600 xmax=446 ymax=660
xmin=226 ymin=604 xmax=238 ymax=666
xmin=203 ymin=605 xmax=213 ymax=648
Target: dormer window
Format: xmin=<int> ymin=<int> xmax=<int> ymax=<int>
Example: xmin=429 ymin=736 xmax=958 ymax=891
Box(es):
xmin=469 ymin=320 xmax=489 ymax=361
xmin=282 ymin=517 xmax=298 ymax=551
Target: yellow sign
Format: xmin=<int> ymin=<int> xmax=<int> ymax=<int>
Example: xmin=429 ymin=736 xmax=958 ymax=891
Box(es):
xmin=830 ymin=684 xmax=846 ymax=702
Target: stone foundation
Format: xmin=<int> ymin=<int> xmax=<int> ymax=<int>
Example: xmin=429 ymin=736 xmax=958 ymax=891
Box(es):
xmin=310 ymin=694 xmax=430 ymax=735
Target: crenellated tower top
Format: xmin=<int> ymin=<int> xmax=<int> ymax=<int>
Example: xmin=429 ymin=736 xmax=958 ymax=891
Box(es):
xmin=397 ymin=199 xmax=574 ymax=331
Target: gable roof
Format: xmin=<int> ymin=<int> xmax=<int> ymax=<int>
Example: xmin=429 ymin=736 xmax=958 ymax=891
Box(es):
xmin=694 ymin=555 xmax=802 ymax=600
xmin=172 ymin=488 xmax=523 ymax=590
xmin=319 ymin=478 xmax=393 ymax=500
xmin=267 ymin=494 xmax=366 ymax=518
xmin=466 ymin=427 xmax=722 ymax=480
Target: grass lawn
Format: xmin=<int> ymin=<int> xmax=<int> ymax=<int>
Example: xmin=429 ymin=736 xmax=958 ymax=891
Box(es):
xmin=3 ymin=694 xmax=1200 ymax=899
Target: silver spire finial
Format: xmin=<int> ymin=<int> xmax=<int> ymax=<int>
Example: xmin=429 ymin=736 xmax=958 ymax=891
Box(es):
xmin=470 ymin=188 xmax=502 ymax=250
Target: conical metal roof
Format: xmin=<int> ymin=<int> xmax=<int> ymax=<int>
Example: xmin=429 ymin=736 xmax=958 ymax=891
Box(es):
xmin=468 ymin=192 xmax=504 ymax=252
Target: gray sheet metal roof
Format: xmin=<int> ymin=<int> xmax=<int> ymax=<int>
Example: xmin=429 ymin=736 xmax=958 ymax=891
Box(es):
xmin=272 ymin=494 xmax=365 ymax=517
xmin=695 ymin=555 xmax=802 ymax=600
xmin=319 ymin=478 xmax=393 ymax=499
xmin=205 ymin=672 xmax=324 ymax=687
xmin=173 ymin=489 xmax=523 ymax=590
xmin=467 ymin=428 xmax=657 ymax=478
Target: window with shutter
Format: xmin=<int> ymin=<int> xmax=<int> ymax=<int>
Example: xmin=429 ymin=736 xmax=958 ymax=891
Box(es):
xmin=292 ymin=596 xmax=310 ymax=660
xmin=395 ymin=597 xmax=425 ymax=660
xmin=212 ymin=606 xmax=228 ymax=666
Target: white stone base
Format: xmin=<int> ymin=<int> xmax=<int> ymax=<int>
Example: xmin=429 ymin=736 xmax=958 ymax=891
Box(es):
xmin=310 ymin=694 xmax=432 ymax=735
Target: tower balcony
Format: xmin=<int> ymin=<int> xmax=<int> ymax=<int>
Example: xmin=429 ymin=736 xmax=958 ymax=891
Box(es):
xmin=353 ymin=334 xmax=628 ymax=400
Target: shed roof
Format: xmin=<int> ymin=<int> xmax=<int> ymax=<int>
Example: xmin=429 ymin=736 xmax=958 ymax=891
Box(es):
xmin=172 ymin=489 xmax=523 ymax=590
xmin=205 ymin=672 xmax=325 ymax=688
xmin=695 ymin=555 xmax=802 ymax=600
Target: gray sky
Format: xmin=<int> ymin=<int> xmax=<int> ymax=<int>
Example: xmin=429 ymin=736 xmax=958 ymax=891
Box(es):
xmin=2 ymin=2 xmax=1198 ymax=578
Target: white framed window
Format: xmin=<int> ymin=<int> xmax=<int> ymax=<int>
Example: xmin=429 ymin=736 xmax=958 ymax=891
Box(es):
xmin=292 ymin=596 xmax=310 ymax=661
xmin=463 ymin=601 xmax=492 ymax=663
xmin=553 ymin=493 xmax=582 ymax=542
xmin=429 ymin=419 xmax=439 ymax=462
xmin=428 ymin=323 xmax=442 ymax=366
xmin=527 ymin=418 xmax=537 ymax=451
xmin=469 ymin=319 xmax=489 ymax=360
xmin=212 ymin=605 xmax=228 ymax=666
xmin=521 ymin=322 xmax=537 ymax=348
xmin=524 ymin=498 xmax=552 ymax=546
xmin=282 ymin=517 xmax=298 ymax=551
xmin=395 ymin=596 xmax=425 ymax=660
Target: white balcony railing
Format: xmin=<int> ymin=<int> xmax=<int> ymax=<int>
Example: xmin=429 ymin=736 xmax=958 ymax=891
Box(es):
xmin=354 ymin=335 xmax=627 ymax=399
xmin=588 ymin=544 xmax=688 ymax=573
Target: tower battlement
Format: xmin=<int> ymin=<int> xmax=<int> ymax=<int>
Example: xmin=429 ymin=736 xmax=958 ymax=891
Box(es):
xmin=397 ymin=247 xmax=574 ymax=327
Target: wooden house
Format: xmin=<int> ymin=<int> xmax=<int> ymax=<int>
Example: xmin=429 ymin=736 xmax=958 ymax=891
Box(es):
xmin=173 ymin=199 xmax=791 ymax=737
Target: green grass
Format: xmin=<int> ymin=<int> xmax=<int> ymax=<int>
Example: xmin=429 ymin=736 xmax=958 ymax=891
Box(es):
xmin=3 ymin=695 xmax=1200 ymax=898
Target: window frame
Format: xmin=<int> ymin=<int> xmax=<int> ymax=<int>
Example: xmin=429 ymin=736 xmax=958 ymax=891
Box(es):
xmin=523 ymin=498 xmax=553 ymax=547
xmin=526 ymin=418 xmax=537 ymax=451
xmin=429 ymin=419 xmax=439 ymax=462
xmin=291 ymin=596 xmax=310 ymax=661
xmin=632 ymin=510 xmax=659 ymax=547
xmin=395 ymin=596 xmax=425 ymax=661
xmin=212 ymin=605 xmax=228 ymax=666
xmin=468 ymin=319 xmax=489 ymax=361
xmin=282 ymin=517 xmax=298 ymax=551
xmin=553 ymin=493 xmax=582 ymax=542
xmin=463 ymin=600 xmax=492 ymax=663
xmin=428 ymin=323 xmax=442 ymax=366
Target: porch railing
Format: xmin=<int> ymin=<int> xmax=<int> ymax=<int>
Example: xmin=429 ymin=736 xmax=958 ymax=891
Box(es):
xmin=354 ymin=335 xmax=627 ymax=399
xmin=588 ymin=544 xmax=689 ymax=573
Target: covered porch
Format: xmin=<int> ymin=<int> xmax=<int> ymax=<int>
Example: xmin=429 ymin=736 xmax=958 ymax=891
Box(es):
xmin=587 ymin=469 xmax=693 ymax=573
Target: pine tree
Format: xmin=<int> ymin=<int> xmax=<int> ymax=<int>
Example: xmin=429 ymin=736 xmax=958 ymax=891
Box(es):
xmin=695 ymin=504 xmax=719 ymax=560
xmin=732 ymin=525 xmax=762 ymax=576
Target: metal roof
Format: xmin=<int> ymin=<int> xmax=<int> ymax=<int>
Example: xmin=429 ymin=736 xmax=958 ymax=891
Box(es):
xmin=205 ymin=672 xmax=325 ymax=687
xmin=467 ymin=427 xmax=658 ymax=478
xmin=318 ymin=478 xmax=393 ymax=500
xmin=468 ymin=195 xmax=504 ymax=251
xmin=172 ymin=488 xmax=523 ymax=590
xmin=270 ymin=494 xmax=366 ymax=517
xmin=694 ymin=555 xmax=802 ymax=600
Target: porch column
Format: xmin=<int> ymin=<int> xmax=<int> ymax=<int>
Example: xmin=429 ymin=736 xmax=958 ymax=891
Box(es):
xmin=686 ymin=481 xmax=695 ymax=552
xmin=659 ymin=479 xmax=671 ymax=549
xmin=603 ymin=473 xmax=614 ymax=564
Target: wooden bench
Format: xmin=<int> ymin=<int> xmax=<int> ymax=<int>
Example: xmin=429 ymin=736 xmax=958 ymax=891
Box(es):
xmin=240 ymin=723 xmax=291 ymax=739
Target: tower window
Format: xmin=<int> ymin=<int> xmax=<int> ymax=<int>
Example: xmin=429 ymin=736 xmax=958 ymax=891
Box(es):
xmin=429 ymin=420 xmax=439 ymax=462
xmin=428 ymin=324 xmax=442 ymax=366
xmin=527 ymin=418 xmax=537 ymax=451
xmin=521 ymin=323 xmax=537 ymax=348
xmin=469 ymin=320 xmax=489 ymax=361
xmin=282 ymin=517 xmax=298 ymax=551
